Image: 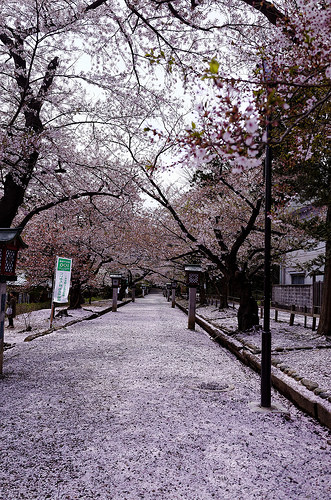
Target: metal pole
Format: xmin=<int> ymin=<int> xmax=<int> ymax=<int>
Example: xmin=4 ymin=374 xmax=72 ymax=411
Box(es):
xmin=49 ymin=302 xmax=56 ymax=328
xmin=0 ymin=282 xmax=6 ymax=375
xmin=49 ymin=258 xmax=57 ymax=328
xmin=261 ymin=122 xmax=272 ymax=407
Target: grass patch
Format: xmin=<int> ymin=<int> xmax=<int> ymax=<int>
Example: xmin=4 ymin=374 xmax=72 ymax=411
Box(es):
xmin=16 ymin=301 xmax=51 ymax=315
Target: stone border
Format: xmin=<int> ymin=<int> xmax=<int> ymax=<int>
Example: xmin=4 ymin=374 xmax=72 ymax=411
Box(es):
xmin=24 ymin=299 xmax=132 ymax=342
xmin=176 ymin=301 xmax=331 ymax=430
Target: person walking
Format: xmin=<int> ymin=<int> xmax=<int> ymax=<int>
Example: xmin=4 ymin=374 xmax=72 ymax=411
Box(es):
xmin=6 ymin=292 xmax=16 ymax=329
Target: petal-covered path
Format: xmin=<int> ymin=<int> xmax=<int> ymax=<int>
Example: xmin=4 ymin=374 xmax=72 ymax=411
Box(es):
xmin=1 ymin=291 xmax=330 ymax=499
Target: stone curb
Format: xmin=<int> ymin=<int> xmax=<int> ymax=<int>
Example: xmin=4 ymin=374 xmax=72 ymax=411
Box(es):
xmin=23 ymin=299 xmax=132 ymax=342
xmin=176 ymin=301 xmax=331 ymax=430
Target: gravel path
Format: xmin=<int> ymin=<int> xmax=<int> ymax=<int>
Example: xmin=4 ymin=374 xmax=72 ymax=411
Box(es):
xmin=1 ymin=292 xmax=330 ymax=499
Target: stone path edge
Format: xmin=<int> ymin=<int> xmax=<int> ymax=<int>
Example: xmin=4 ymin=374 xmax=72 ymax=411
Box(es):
xmin=23 ymin=299 xmax=132 ymax=343
xmin=175 ymin=301 xmax=331 ymax=430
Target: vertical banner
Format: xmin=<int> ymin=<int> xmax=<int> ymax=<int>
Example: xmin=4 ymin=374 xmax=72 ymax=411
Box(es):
xmin=53 ymin=256 xmax=72 ymax=303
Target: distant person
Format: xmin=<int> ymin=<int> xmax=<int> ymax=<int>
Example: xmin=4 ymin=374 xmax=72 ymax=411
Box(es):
xmin=6 ymin=292 xmax=16 ymax=329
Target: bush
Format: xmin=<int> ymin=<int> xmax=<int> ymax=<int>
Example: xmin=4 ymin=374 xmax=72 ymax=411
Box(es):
xmin=16 ymin=301 xmax=50 ymax=315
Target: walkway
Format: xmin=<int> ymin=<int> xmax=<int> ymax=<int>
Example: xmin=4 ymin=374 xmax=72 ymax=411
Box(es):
xmin=1 ymin=292 xmax=330 ymax=499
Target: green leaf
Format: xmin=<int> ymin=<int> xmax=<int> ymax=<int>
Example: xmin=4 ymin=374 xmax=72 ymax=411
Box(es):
xmin=209 ymin=58 xmax=219 ymax=74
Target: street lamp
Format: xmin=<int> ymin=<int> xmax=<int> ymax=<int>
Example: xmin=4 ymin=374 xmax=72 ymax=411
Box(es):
xmin=110 ymin=274 xmax=122 ymax=312
xmin=185 ymin=264 xmax=202 ymax=330
xmin=261 ymin=59 xmax=273 ymax=408
xmin=0 ymin=228 xmax=28 ymax=374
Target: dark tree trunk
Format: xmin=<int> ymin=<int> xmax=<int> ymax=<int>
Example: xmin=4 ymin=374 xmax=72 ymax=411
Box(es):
xmin=0 ymin=156 xmax=37 ymax=227
xmin=317 ymin=204 xmax=331 ymax=336
xmin=69 ymin=282 xmax=84 ymax=309
xmin=199 ymin=272 xmax=207 ymax=305
xmin=236 ymin=271 xmax=259 ymax=331
xmin=216 ymin=276 xmax=229 ymax=309
xmin=0 ymin=30 xmax=59 ymax=228
xmin=118 ymin=282 xmax=127 ymax=301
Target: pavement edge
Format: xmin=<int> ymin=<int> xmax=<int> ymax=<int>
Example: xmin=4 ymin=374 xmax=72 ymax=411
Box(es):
xmin=176 ymin=301 xmax=331 ymax=430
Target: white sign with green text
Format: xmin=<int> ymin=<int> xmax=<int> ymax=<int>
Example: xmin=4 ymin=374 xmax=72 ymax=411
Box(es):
xmin=53 ymin=257 xmax=72 ymax=303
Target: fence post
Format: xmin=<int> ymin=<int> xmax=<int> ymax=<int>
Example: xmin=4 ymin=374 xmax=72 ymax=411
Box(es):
xmin=289 ymin=305 xmax=295 ymax=326
xmin=312 ymin=306 xmax=317 ymax=331
xmin=304 ymin=306 xmax=307 ymax=328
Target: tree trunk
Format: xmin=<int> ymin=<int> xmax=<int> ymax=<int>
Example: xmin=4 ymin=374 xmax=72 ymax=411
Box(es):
xmin=0 ymin=164 xmax=36 ymax=227
xmin=217 ymin=276 xmax=229 ymax=309
xmin=199 ymin=272 xmax=207 ymax=305
xmin=317 ymin=204 xmax=331 ymax=336
xmin=69 ymin=282 xmax=84 ymax=309
xmin=236 ymin=271 xmax=259 ymax=331
xmin=118 ymin=283 xmax=127 ymax=301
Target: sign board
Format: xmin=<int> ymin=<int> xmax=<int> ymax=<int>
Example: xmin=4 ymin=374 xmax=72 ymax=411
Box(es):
xmin=53 ymin=257 xmax=72 ymax=303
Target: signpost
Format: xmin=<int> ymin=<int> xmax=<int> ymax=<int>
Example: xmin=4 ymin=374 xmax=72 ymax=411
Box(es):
xmin=50 ymin=256 xmax=72 ymax=327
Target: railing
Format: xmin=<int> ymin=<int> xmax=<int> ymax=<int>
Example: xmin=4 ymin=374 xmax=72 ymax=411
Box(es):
xmin=204 ymin=295 xmax=239 ymax=309
xmin=204 ymin=292 xmax=321 ymax=331
xmin=260 ymin=303 xmax=320 ymax=331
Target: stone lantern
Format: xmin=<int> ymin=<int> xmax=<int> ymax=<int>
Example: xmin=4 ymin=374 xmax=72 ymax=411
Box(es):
xmin=185 ymin=264 xmax=202 ymax=330
xmin=166 ymin=282 xmax=172 ymax=302
xmin=131 ymin=282 xmax=136 ymax=303
xmin=0 ymin=228 xmax=28 ymax=374
xmin=0 ymin=228 xmax=27 ymax=282
xmin=110 ymin=274 xmax=122 ymax=312
xmin=171 ymin=280 xmax=177 ymax=308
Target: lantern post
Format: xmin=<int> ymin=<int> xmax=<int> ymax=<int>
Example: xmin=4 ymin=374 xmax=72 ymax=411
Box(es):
xmin=185 ymin=265 xmax=202 ymax=330
xmin=110 ymin=274 xmax=122 ymax=312
xmin=141 ymin=284 xmax=146 ymax=297
xmin=131 ymin=283 xmax=136 ymax=303
xmin=171 ymin=280 xmax=177 ymax=308
xmin=166 ymin=283 xmax=171 ymax=302
xmin=0 ymin=228 xmax=28 ymax=375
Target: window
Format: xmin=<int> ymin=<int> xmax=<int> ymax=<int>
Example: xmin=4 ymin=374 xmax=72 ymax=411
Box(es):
xmin=291 ymin=274 xmax=305 ymax=285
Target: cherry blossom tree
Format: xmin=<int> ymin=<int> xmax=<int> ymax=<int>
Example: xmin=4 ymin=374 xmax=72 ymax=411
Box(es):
xmin=0 ymin=0 xmax=179 ymax=229
xmin=155 ymin=1 xmax=330 ymax=332
xmin=1 ymin=0 xmax=329 ymax=331
xmin=18 ymin=195 xmax=141 ymax=307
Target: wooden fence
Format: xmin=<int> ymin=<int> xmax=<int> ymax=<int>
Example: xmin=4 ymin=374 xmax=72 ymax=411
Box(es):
xmin=205 ymin=283 xmax=324 ymax=331
xmin=272 ymin=282 xmax=323 ymax=311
